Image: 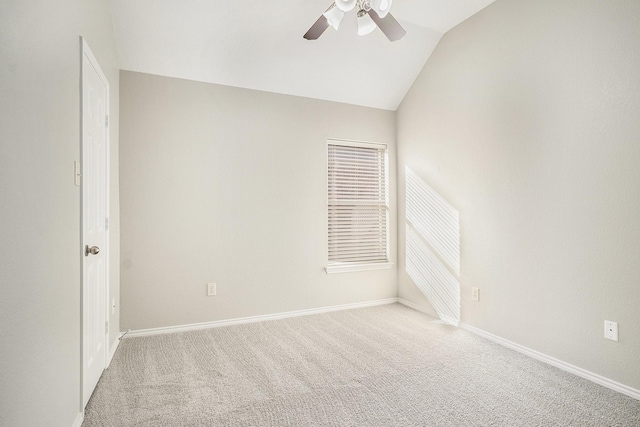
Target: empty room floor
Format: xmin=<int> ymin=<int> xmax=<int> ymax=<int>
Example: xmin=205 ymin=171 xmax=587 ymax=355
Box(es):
xmin=83 ymin=304 xmax=640 ymax=426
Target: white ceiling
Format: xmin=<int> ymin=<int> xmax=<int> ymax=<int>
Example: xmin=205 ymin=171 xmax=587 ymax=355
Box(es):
xmin=109 ymin=0 xmax=495 ymax=110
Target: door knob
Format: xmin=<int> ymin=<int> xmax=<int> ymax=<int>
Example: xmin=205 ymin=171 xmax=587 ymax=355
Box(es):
xmin=85 ymin=245 xmax=100 ymax=256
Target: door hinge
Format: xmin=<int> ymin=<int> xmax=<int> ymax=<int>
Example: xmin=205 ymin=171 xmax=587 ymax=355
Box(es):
xmin=105 ymin=321 xmax=109 ymax=334
xmin=105 ymin=217 xmax=109 ymax=231
xmin=105 ymin=115 xmax=109 ymax=128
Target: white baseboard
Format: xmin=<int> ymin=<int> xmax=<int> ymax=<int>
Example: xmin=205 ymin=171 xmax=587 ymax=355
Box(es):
xmin=126 ymin=298 xmax=399 ymax=338
xmin=459 ymin=322 xmax=640 ymax=401
xmin=106 ymin=337 xmax=120 ymax=368
xmin=72 ymin=411 xmax=84 ymax=427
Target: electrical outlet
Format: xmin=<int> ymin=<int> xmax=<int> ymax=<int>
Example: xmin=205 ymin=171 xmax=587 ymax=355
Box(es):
xmin=604 ymin=320 xmax=618 ymax=342
xmin=471 ymin=287 xmax=479 ymax=302
xmin=207 ymin=283 xmax=217 ymax=296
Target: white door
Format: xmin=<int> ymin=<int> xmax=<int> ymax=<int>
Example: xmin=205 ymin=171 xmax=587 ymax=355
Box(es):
xmin=82 ymin=39 xmax=109 ymax=408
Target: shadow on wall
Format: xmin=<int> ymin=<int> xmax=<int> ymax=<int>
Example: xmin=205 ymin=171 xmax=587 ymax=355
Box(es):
xmin=405 ymin=166 xmax=461 ymax=325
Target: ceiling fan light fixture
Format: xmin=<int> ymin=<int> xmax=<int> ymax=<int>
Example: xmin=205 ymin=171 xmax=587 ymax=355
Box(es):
xmin=303 ymin=0 xmax=405 ymax=41
xmin=369 ymin=0 xmax=392 ymax=18
xmin=357 ymin=11 xmax=377 ymax=35
xmin=335 ymin=0 xmax=357 ymax=12
xmin=323 ymin=5 xmax=345 ymax=30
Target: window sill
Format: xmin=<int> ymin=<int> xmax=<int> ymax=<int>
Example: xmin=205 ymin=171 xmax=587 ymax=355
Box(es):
xmin=324 ymin=262 xmax=393 ymax=274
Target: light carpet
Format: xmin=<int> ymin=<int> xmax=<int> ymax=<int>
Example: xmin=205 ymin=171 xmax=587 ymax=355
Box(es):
xmin=83 ymin=304 xmax=640 ymax=426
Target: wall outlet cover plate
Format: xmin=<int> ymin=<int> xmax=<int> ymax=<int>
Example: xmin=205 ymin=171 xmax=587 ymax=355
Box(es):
xmin=604 ymin=320 xmax=618 ymax=342
xmin=207 ymin=283 xmax=216 ymax=296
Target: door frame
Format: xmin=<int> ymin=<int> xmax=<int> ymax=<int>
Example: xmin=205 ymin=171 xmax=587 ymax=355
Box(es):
xmin=80 ymin=36 xmax=111 ymax=409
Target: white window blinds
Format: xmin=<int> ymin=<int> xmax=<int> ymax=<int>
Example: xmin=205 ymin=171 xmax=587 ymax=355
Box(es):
xmin=328 ymin=140 xmax=389 ymax=266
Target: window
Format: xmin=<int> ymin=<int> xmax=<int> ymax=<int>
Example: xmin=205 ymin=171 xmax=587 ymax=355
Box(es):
xmin=326 ymin=139 xmax=391 ymax=273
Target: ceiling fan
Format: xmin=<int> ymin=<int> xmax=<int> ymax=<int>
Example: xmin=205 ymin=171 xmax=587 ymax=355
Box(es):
xmin=304 ymin=0 xmax=406 ymax=42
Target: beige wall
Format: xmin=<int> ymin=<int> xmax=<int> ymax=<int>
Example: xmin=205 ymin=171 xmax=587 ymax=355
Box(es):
xmin=0 ymin=1 xmax=120 ymax=425
xmin=397 ymin=0 xmax=640 ymax=390
xmin=119 ymin=71 xmax=397 ymax=330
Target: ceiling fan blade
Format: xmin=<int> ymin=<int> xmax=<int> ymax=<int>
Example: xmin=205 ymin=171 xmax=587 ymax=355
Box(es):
xmin=368 ymin=10 xmax=406 ymax=41
xmin=303 ymin=14 xmax=330 ymax=40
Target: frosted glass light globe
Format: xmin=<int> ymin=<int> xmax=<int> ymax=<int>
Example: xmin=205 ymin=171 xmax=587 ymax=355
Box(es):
xmin=369 ymin=0 xmax=392 ymax=18
xmin=357 ymin=12 xmax=377 ymax=35
xmin=323 ymin=5 xmax=345 ymax=30
xmin=335 ymin=0 xmax=357 ymax=12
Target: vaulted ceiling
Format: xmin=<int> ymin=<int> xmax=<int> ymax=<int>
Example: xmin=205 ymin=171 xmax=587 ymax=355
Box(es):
xmin=109 ymin=0 xmax=495 ymax=110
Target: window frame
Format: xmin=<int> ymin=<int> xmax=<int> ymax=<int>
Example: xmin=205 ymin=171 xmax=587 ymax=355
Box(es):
xmin=325 ymin=138 xmax=392 ymax=274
